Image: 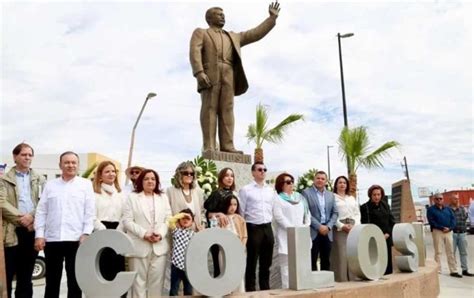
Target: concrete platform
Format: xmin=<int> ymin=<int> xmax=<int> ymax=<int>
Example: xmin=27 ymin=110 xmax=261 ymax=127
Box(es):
xmin=234 ymin=260 xmax=439 ymax=297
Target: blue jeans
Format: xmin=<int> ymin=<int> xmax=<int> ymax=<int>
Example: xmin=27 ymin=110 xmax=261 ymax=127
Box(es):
xmin=452 ymin=232 xmax=468 ymax=271
xmin=169 ymin=264 xmax=193 ymax=296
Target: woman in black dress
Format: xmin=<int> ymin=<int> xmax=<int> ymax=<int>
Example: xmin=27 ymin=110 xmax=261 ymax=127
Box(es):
xmin=204 ymin=167 xmax=236 ymax=277
xmin=360 ymin=184 xmax=396 ymax=275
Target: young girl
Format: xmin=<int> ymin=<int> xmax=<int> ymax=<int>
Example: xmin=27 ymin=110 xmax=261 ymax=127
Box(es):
xmin=220 ymin=194 xmax=247 ymax=292
xmin=168 ymin=208 xmax=196 ymax=296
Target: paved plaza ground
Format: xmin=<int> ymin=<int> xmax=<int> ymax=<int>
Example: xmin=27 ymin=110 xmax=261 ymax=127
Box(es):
xmin=23 ymin=230 xmax=474 ymax=297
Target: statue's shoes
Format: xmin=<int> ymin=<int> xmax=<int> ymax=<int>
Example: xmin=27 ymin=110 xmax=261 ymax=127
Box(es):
xmin=221 ymin=148 xmax=243 ymax=154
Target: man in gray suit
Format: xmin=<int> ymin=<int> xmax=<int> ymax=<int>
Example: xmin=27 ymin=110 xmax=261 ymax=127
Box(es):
xmin=189 ymin=2 xmax=280 ymax=153
xmin=302 ymin=171 xmax=338 ymax=271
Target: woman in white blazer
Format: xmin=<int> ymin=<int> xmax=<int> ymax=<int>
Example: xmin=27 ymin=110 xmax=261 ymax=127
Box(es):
xmin=273 ymin=173 xmax=310 ymax=289
xmin=123 ymin=169 xmax=172 ymax=298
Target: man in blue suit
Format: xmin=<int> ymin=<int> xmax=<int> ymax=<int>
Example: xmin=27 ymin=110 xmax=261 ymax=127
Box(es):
xmin=302 ymin=171 xmax=338 ymax=271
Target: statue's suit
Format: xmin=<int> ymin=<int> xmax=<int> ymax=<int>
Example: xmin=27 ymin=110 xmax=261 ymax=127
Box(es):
xmin=190 ymin=16 xmax=276 ymax=151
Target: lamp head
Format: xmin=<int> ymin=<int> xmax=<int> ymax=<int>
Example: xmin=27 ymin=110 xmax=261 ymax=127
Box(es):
xmin=339 ymin=32 xmax=354 ymax=38
xmin=146 ymin=92 xmax=157 ymax=100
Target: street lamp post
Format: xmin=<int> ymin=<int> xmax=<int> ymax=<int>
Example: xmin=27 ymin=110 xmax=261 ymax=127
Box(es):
xmin=327 ymin=145 xmax=333 ymax=183
xmin=126 ymin=92 xmax=156 ymax=185
xmin=337 ymin=32 xmax=354 ymax=176
xmin=337 ymin=32 xmax=353 ymax=127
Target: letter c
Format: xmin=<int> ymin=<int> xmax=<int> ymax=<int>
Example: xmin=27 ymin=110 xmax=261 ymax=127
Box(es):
xmin=75 ymin=230 xmax=136 ymax=297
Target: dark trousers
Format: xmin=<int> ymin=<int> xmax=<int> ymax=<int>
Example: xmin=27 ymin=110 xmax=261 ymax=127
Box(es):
xmin=245 ymin=222 xmax=274 ymax=292
xmin=311 ymin=233 xmax=332 ymax=271
xmin=210 ymin=244 xmax=221 ymax=277
xmin=4 ymin=227 xmax=38 ymax=298
xmin=44 ymin=241 xmax=81 ymax=298
xmin=169 ymin=264 xmax=193 ymax=296
xmin=385 ymin=239 xmax=393 ymax=275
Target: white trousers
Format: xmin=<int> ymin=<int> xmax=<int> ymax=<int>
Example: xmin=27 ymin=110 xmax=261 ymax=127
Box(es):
xmin=129 ymin=253 xmax=167 ymax=298
xmin=278 ymin=253 xmax=289 ymax=289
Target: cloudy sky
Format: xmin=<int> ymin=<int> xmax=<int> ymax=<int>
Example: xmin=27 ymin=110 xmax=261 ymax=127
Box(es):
xmin=1 ymin=0 xmax=472 ymax=201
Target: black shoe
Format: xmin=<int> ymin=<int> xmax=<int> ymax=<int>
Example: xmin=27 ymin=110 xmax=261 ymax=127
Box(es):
xmin=450 ymin=272 xmax=463 ymax=278
xmin=462 ymin=270 xmax=474 ymax=277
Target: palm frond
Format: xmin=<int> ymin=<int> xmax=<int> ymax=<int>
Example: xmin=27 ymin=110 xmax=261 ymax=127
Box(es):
xmin=361 ymin=141 xmax=400 ymax=169
xmin=246 ymin=124 xmax=257 ymax=142
xmin=338 ymin=126 xmax=400 ymax=174
xmin=264 ymin=114 xmax=304 ymax=144
xmin=246 ymin=103 xmax=304 ymax=149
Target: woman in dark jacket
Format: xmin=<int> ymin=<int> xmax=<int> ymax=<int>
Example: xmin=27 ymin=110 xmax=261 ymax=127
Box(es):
xmin=204 ymin=167 xmax=236 ymax=277
xmin=360 ymin=184 xmax=396 ymax=275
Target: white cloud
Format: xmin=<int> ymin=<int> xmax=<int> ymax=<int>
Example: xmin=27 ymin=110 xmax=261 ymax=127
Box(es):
xmin=1 ymin=1 xmax=472 ymax=200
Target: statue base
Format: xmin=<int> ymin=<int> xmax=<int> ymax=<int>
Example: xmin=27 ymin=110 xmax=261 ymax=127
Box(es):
xmin=202 ymin=150 xmax=251 ymax=164
xmin=202 ymin=150 xmax=252 ymax=191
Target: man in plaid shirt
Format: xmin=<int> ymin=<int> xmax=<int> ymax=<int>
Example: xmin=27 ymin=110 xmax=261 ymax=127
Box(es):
xmin=449 ymin=194 xmax=474 ymax=276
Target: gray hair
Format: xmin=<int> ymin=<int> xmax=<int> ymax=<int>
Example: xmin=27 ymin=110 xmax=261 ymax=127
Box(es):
xmin=172 ymin=161 xmax=196 ymax=189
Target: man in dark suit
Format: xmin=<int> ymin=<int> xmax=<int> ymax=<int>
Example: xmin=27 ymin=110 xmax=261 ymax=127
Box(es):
xmin=302 ymin=171 xmax=338 ymax=271
xmin=189 ymin=2 xmax=280 ymax=153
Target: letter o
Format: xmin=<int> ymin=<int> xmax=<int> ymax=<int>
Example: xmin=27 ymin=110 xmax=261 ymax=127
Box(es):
xmin=186 ymin=228 xmax=245 ymax=296
xmin=346 ymin=224 xmax=388 ymax=280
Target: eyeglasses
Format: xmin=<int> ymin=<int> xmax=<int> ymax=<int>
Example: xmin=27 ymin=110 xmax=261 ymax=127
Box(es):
xmin=284 ymin=180 xmax=294 ymax=185
xmin=130 ymin=171 xmax=141 ymax=175
xmin=181 ymin=171 xmax=195 ymax=177
xmin=256 ymin=168 xmax=267 ymax=172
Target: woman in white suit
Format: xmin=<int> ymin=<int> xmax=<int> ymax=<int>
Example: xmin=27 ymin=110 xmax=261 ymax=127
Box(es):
xmin=123 ymin=169 xmax=171 ymax=298
xmin=273 ymin=173 xmax=310 ymax=289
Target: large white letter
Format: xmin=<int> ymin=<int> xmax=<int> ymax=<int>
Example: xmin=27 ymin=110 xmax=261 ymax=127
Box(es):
xmin=393 ymin=223 xmax=419 ymax=272
xmin=347 ymin=224 xmax=387 ymax=280
xmin=75 ymin=230 xmax=136 ymax=297
xmin=287 ymin=227 xmax=334 ymax=290
xmin=411 ymin=222 xmax=426 ymax=266
xmin=186 ymin=228 xmax=245 ymax=296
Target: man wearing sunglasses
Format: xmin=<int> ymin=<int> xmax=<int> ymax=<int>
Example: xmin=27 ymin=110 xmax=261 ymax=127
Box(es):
xmin=427 ymin=193 xmax=461 ymax=278
xmin=238 ymin=162 xmax=276 ymax=291
xmin=124 ymin=165 xmax=145 ymax=196
xmin=448 ymin=194 xmax=474 ymax=276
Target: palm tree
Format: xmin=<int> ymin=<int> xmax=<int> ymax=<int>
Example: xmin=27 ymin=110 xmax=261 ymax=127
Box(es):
xmin=338 ymin=126 xmax=400 ymax=196
xmin=246 ymin=103 xmax=304 ymax=163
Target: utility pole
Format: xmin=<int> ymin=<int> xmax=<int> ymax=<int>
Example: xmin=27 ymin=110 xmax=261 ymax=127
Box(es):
xmin=401 ymin=156 xmax=410 ymax=182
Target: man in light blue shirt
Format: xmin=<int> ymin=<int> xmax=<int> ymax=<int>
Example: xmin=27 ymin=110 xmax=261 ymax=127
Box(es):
xmin=302 ymin=171 xmax=338 ymax=271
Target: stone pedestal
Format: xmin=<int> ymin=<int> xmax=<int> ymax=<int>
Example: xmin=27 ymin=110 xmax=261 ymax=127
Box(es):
xmin=391 ymin=179 xmax=417 ymax=223
xmin=202 ymin=150 xmax=252 ymax=164
xmin=202 ymin=150 xmax=252 ymax=192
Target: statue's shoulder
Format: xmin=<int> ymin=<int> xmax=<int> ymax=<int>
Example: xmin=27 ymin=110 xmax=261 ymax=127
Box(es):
xmin=193 ymin=27 xmax=208 ymax=34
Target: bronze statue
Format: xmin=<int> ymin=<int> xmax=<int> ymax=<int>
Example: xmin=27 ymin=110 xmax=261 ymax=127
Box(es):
xmin=190 ymin=1 xmax=281 ymax=153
